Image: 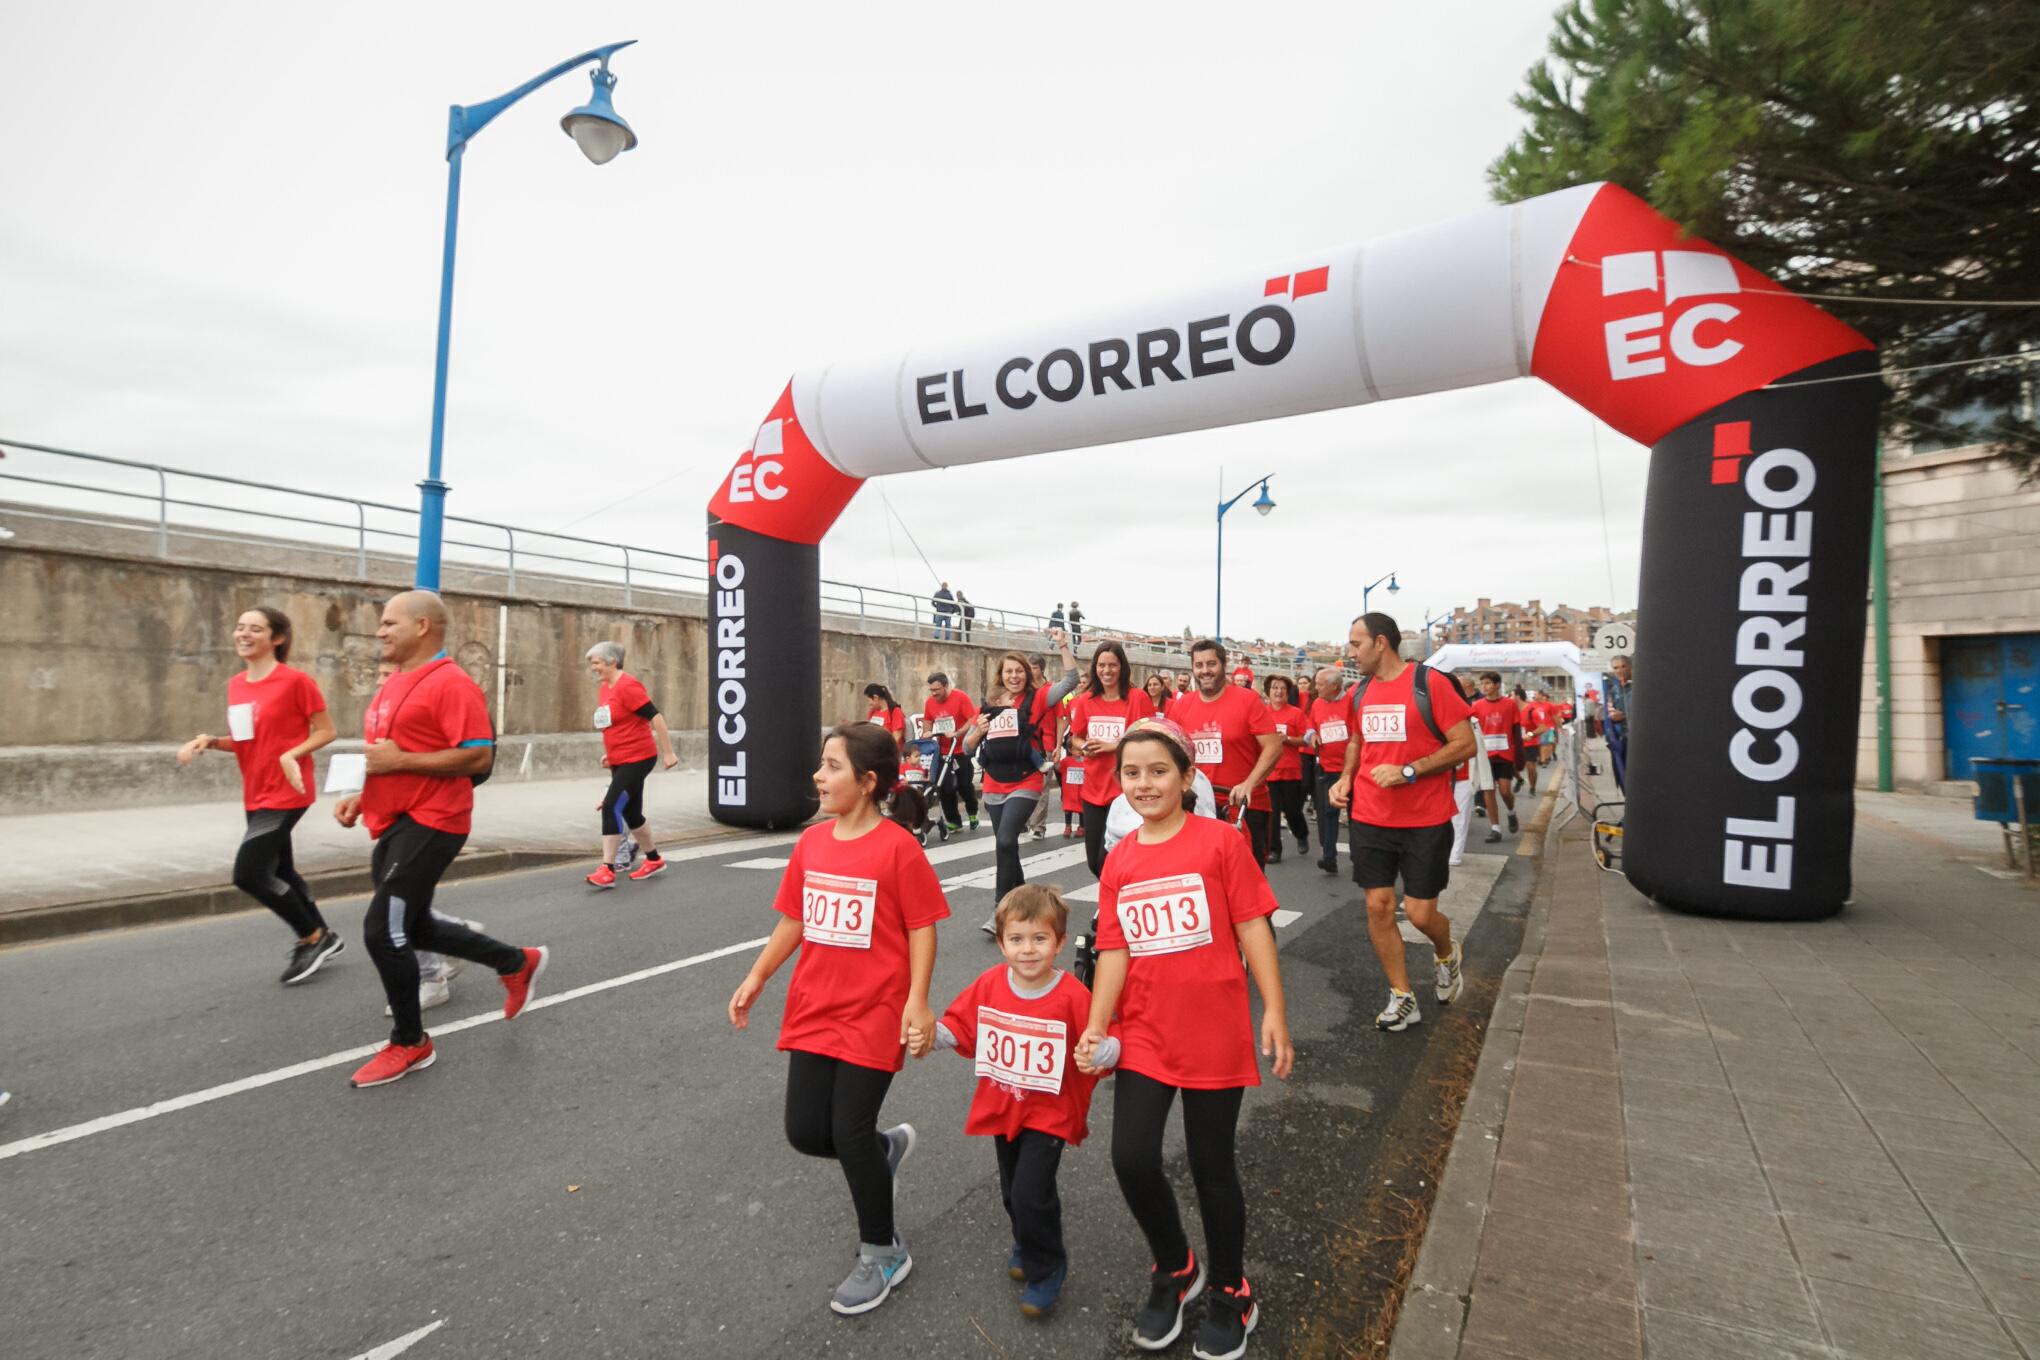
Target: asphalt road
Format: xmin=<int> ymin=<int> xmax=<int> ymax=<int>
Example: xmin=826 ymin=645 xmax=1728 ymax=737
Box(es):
xmin=1 ymin=808 xmax=1533 ymax=1359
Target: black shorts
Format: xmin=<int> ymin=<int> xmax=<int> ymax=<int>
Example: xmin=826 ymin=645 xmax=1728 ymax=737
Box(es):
xmin=1350 ymin=819 xmax=1454 ymax=899
xmin=1487 ymin=755 xmax=1516 ymax=780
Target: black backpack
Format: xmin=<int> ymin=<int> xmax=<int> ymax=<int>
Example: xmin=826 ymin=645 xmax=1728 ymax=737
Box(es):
xmin=1350 ymin=663 xmax=1464 ymax=746
xmin=976 ymin=687 xmax=1043 ymax=783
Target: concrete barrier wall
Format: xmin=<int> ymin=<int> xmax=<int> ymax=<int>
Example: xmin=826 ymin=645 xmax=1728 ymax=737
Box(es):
xmin=0 ymin=543 xmax=1142 ymax=811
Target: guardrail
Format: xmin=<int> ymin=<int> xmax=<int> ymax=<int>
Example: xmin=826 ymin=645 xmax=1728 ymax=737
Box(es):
xmin=0 ymin=436 xmax=1325 ymax=675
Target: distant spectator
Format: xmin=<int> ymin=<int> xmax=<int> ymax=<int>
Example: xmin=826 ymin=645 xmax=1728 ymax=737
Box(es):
xmin=957 ymin=590 xmax=976 ymax=642
xmin=932 ymin=581 xmax=958 ymax=640
xmin=1048 ymin=602 xmax=1066 ymax=637
xmin=1068 ymin=599 xmax=1085 ymax=645
xmin=1604 ymin=655 xmax=1631 ymax=792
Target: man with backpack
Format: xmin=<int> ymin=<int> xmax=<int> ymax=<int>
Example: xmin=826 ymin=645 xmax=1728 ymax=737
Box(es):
xmin=333 ymin=590 xmax=549 ymax=1088
xmin=1327 ymin=612 xmax=1479 ymax=1035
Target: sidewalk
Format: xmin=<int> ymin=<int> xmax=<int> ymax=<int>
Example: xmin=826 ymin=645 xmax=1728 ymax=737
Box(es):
xmin=0 ymin=770 xmax=731 ymax=940
xmin=1393 ymin=783 xmax=2040 ymax=1360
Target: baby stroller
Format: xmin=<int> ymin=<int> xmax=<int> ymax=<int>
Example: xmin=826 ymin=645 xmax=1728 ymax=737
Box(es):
xmin=905 ymin=734 xmax=955 ymax=847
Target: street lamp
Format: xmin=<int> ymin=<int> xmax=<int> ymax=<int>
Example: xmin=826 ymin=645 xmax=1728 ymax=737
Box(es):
xmin=1214 ymin=472 xmax=1276 ymax=643
xmin=1421 ymin=607 xmax=1452 ymax=659
xmin=1362 ymin=570 xmax=1400 ymax=614
xmin=414 ymin=40 xmax=640 ymax=590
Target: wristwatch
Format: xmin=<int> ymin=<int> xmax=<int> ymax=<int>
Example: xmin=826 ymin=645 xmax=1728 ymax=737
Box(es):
xmin=1401 ymin=763 xmax=1420 ymax=783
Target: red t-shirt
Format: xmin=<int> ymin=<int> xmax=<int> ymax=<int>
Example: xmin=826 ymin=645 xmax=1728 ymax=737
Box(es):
xmin=938 ymin=966 xmax=1100 ymax=1145
xmin=980 ymin=687 xmax=1056 ymax=795
xmin=772 ymin=818 xmax=952 ymax=1073
xmin=360 ymin=657 xmax=494 ymax=838
xmin=1068 ymin=689 xmax=1157 ymax=806
xmin=922 ymin=689 xmax=979 ymax=756
xmin=1166 ymin=684 xmax=1276 ymax=810
xmin=1471 ymin=696 xmax=1522 ymax=763
xmin=1057 ymin=753 xmax=1084 ymax=813
xmin=1266 ymin=702 xmax=1307 ymax=781
xmin=866 ymin=704 xmax=906 ymax=744
xmin=1344 ymin=665 xmax=1475 ymax=829
xmin=1096 ymin=815 xmax=1279 ymax=1089
xmin=1308 ymin=692 xmax=1354 ymax=775
xmin=226 ymin=664 xmax=326 ymax=812
xmin=597 ymin=672 xmax=657 ymax=766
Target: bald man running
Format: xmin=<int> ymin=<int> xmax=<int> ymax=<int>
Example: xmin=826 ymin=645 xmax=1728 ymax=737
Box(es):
xmin=334 ymin=591 xmax=549 ymax=1088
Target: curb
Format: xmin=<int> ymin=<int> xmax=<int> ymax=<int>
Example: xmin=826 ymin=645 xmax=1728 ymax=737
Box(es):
xmin=1386 ymin=795 xmax=1563 ymax=1360
xmin=0 ymin=822 xmax=758 ymax=948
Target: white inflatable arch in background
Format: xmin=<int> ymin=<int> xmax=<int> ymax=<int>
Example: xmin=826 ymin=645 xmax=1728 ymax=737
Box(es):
xmin=706 ymin=182 xmax=1882 ymax=920
xmin=1426 ymin=642 xmax=1593 ymax=690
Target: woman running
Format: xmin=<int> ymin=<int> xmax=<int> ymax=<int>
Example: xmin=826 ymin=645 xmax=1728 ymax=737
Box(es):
xmin=585 ymin=641 xmax=679 ymax=889
xmin=728 ymin=723 xmax=947 ymax=1317
xmin=1076 ymin=719 xmax=1293 ymax=1358
xmin=1143 ymin=673 xmax=1172 ymax=714
xmin=1260 ymin=675 xmax=1311 ymax=864
xmin=863 ymin=683 xmax=907 ymax=750
xmin=963 ymin=634 xmax=1080 ymax=927
xmin=176 ymin=607 xmax=342 ymax=985
xmin=1068 ymin=640 xmax=1157 ymax=877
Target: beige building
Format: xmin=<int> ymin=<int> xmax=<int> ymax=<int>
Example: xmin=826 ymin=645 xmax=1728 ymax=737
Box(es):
xmin=1438 ymin=598 xmax=1616 ymax=650
xmin=1859 ymin=437 xmax=2040 ymax=791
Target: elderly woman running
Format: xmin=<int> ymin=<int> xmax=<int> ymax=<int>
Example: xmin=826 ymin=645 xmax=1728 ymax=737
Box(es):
xmin=585 ymin=640 xmax=679 ymax=888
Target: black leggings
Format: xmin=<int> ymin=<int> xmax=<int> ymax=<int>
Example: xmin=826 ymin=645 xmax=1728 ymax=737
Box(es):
xmin=785 ymin=1050 xmax=897 ymax=1246
xmin=362 ymin=815 xmax=526 ymax=1046
xmin=1081 ymin=801 xmax=1113 ymax=877
xmin=1110 ymin=1069 xmax=1248 ymax=1292
xmin=1269 ymin=779 xmax=1309 ymax=844
xmin=234 ymin=807 xmax=326 ymax=938
xmin=986 ymin=792 xmax=1037 ymax=902
xmin=599 ymin=756 xmax=656 ymax=836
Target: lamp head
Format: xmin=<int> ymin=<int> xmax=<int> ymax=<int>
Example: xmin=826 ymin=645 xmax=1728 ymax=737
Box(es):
xmin=562 ymin=66 xmax=637 ymax=165
xmin=1385 ymin=573 xmax=1400 ymax=596
xmin=1252 ymin=482 xmax=1275 ymax=517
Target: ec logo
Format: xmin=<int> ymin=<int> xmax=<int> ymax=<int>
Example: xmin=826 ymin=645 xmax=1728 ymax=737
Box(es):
xmin=723 ymin=419 xmax=789 ymax=503
xmin=1601 ymin=250 xmax=1744 ymax=381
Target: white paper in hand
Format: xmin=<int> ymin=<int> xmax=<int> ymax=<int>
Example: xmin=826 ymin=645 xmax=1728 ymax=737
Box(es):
xmin=325 ymin=753 xmax=367 ymax=794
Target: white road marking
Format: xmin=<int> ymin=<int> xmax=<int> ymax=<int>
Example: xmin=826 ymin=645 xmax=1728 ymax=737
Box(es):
xmin=1064 ymin=883 xmax=1100 ymax=903
xmin=1272 ymin=909 xmax=1304 ymax=928
xmin=731 ymin=835 xmax=1002 ymax=873
xmin=729 ymin=858 xmax=791 ymax=870
xmin=941 ymin=844 xmax=1091 ymax=891
xmin=662 ymin=831 xmax=806 ymax=863
xmin=352 ymin=1319 xmax=446 ymax=1359
xmin=0 ymin=937 xmax=770 ymax=1164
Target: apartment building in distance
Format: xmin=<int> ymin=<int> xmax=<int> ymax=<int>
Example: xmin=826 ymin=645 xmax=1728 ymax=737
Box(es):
xmin=1436 ymin=599 xmax=1618 ymax=651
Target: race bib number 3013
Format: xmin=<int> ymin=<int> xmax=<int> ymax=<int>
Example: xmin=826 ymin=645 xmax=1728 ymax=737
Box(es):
xmin=800 ymin=871 xmax=877 ymax=949
xmin=1192 ymin=733 xmax=1223 ymax=765
xmin=1116 ymin=873 xmax=1215 ymax=957
xmin=1360 ymin=705 xmax=1408 ymax=743
xmin=987 ymin=709 xmax=1020 ymax=739
xmin=1088 ymin=716 xmax=1125 ymax=744
xmin=974 ymin=1006 xmax=1066 ymax=1094
xmin=1319 ymin=719 xmax=1349 ymax=745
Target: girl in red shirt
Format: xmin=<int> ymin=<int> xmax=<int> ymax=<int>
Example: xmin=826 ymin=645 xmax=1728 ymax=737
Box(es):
xmin=728 ymin=723 xmax=948 ymax=1318
xmin=176 ymin=607 xmax=342 ymax=986
xmin=1067 ymin=640 xmax=1157 ymax=876
xmin=1076 ymin=719 xmax=1294 ymax=1357
xmin=1260 ymin=675 xmax=1312 ymax=865
xmin=923 ymin=884 xmax=1116 ymax=1317
xmin=862 ymin=682 xmax=907 ymax=750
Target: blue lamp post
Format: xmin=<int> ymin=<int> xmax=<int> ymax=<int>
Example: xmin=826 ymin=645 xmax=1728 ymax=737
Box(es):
xmin=1214 ymin=473 xmax=1275 ymax=643
xmin=1421 ymin=607 xmax=1452 ymax=658
xmin=1361 ymin=570 xmax=1400 ymax=615
xmin=414 ymin=40 xmax=640 ymax=590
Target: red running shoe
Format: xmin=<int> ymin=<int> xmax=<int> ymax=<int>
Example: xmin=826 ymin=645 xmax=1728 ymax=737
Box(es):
xmin=350 ymin=1039 xmax=435 ymax=1088
xmin=628 ymin=856 xmax=667 ymax=881
xmin=501 ymin=945 xmax=549 ymax=1020
xmin=586 ymin=865 xmax=616 ymax=889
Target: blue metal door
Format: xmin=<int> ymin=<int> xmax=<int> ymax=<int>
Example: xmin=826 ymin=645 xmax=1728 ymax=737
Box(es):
xmin=1944 ymin=634 xmax=2040 ymax=778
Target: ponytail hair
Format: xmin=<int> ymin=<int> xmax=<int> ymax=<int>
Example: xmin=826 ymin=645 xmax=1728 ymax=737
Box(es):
xmin=252 ymin=606 xmax=294 ymax=663
xmin=826 ymin=722 xmax=926 ymax=833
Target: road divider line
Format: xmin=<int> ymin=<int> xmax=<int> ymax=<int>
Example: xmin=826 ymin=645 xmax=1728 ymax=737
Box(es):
xmin=351 ymin=1319 xmax=447 ymax=1359
xmin=0 ymin=936 xmax=769 ymax=1164
xmin=941 ymin=844 xmax=1090 ymax=890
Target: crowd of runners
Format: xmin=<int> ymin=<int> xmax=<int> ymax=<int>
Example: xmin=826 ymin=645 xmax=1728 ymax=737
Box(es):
xmin=172 ymin=591 xmax=1587 ymax=1358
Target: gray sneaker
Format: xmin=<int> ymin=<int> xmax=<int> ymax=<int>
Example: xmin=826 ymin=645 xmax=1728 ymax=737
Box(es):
xmin=830 ymin=1237 xmax=913 ymax=1316
xmin=884 ymin=1123 xmax=917 ymax=1199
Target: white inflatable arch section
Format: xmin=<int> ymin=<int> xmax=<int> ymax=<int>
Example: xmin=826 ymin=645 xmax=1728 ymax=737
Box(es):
xmin=1427 ymin=642 xmax=1593 ymax=689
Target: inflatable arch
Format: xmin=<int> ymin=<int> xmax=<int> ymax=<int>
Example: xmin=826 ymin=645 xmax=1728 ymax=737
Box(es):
xmin=706 ymin=182 xmax=1880 ymax=921
xmin=1426 ymin=643 xmax=1594 ymax=690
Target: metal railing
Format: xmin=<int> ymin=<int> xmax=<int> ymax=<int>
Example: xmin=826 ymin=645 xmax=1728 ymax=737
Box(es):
xmin=0 ymin=436 xmax=1322 ymax=673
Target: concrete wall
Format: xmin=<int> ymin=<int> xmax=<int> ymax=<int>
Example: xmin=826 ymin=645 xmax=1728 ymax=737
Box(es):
xmin=1856 ymin=444 xmax=2040 ymax=790
xmin=0 ymin=542 xmax=1157 ymax=810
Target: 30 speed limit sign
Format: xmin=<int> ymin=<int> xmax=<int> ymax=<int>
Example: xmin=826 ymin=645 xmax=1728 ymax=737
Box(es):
xmin=1592 ymin=622 xmax=1637 ymax=656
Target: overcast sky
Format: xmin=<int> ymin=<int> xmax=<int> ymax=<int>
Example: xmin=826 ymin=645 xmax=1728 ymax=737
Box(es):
xmin=0 ymin=1 xmax=1646 ymax=647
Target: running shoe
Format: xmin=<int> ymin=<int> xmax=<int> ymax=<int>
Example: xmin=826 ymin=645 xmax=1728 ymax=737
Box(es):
xmin=281 ymin=929 xmax=345 ymax=986
xmin=1316 ymin=856 xmax=1338 ymax=874
xmin=981 ymin=915 xmax=998 ymax=935
xmin=1008 ymin=1243 xmax=1026 ymax=1281
xmin=614 ymin=839 xmax=642 ymax=873
xmin=384 ymin=975 xmax=453 ymax=1016
xmin=1375 ymin=989 xmax=1421 ymax=1031
xmin=830 ymin=1237 xmax=913 ymax=1316
xmin=350 ymin=1039 xmax=435 ymax=1088
xmin=1193 ymin=1279 xmax=1259 ymax=1360
xmin=1268 ymin=843 xmax=1283 ymax=864
xmin=501 ymin=946 xmax=549 ymax=1020
xmin=1134 ymin=1252 xmax=1205 ymax=1351
xmin=586 ymin=865 xmax=617 ymax=889
xmin=969 ymin=816 xmax=981 ymax=831
xmin=1031 ymin=826 xmax=1047 ymax=840
xmin=1485 ymin=827 xmax=1503 ymax=843
xmin=629 ymin=856 xmax=667 ymax=881
xmin=1296 ymin=833 xmax=1309 ymax=854
xmin=1020 ymin=1263 xmax=1067 ymax=1318
xmin=884 ymin=1122 xmax=917 ymax=1199
xmin=1507 ymin=812 xmax=1519 ymax=833
xmin=1436 ymin=937 xmax=1464 ymax=1005
xmin=938 ymin=822 xmax=953 ymax=843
